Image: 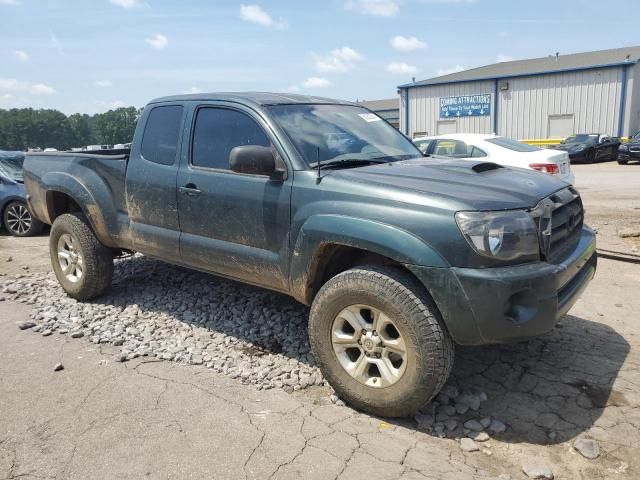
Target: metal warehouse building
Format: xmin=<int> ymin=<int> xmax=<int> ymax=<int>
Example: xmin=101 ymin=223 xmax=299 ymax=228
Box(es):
xmin=398 ymin=46 xmax=640 ymax=140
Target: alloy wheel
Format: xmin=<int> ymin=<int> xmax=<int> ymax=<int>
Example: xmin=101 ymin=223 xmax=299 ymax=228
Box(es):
xmin=331 ymin=304 xmax=407 ymax=388
xmin=6 ymin=203 xmax=32 ymax=235
xmin=57 ymin=233 xmax=84 ymax=283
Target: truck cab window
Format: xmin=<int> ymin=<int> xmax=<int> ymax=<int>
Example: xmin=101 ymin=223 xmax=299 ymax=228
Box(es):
xmin=192 ymin=108 xmax=271 ymax=170
xmin=140 ymin=105 xmax=184 ymax=165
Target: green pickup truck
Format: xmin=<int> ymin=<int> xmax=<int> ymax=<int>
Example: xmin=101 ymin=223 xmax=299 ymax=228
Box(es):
xmin=23 ymin=93 xmax=596 ymax=417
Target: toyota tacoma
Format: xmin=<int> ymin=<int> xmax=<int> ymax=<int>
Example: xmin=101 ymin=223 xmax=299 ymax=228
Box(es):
xmin=23 ymin=93 xmax=596 ymax=417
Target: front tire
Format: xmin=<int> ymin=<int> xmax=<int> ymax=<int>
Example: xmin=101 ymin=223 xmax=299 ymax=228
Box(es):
xmin=3 ymin=201 xmax=44 ymax=237
xmin=49 ymin=213 xmax=113 ymax=300
xmin=586 ymin=149 xmax=596 ymax=163
xmin=309 ymin=265 xmax=454 ymax=418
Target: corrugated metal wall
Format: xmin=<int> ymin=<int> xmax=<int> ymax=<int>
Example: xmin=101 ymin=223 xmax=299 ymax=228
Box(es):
xmin=497 ymin=67 xmax=623 ymax=138
xmin=401 ymin=65 xmax=633 ymax=139
xmin=405 ymin=80 xmax=495 ymax=137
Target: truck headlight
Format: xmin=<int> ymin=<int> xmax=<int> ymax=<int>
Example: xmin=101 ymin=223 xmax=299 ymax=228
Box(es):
xmin=455 ymin=210 xmax=539 ymax=261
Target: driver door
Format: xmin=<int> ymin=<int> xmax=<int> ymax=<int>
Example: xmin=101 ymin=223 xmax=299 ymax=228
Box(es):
xmin=176 ymin=104 xmax=292 ymax=291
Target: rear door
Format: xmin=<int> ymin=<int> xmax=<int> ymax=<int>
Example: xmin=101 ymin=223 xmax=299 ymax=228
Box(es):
xmin=176 ymin=103 xmax=292 ymax=291
xmin=125 ymin=104 xmax=186 ymax=258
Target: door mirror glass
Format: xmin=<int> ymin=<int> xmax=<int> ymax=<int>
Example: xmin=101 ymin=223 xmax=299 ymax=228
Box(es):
xmin=229 ymin=145 xmax=285 ymax=179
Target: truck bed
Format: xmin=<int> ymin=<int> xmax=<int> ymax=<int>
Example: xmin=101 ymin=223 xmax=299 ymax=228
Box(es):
xmin=23 ymin=151 xmax=132 ymax=249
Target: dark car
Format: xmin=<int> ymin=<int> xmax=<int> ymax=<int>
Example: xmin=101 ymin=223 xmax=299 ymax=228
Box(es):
xmin=0 ymin=151 xmax=44 ymax=236
xmin=24 ymin=93 xmax=596 ymax=418
xmin=617 ymin=131 xmax=640 ymax=164
xmin=554 ymin=134 xmax=621 ymax=163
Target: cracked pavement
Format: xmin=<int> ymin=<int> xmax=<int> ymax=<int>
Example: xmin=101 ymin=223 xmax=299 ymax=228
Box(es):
xmin=1 ymin=163 xmax=640 ymax=479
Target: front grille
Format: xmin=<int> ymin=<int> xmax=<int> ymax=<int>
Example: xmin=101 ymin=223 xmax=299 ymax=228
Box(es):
xmin=534 ymin=187 xmax=583 ymax=261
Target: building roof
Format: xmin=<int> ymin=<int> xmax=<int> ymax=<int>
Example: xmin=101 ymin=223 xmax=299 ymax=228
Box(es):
xmin=149 ymin=92 xmax=355 ymax=107
xmin=356 ymin=98 xmax=399 ymax=111
xmin=400 ymin=46 xmax=640 ymax=89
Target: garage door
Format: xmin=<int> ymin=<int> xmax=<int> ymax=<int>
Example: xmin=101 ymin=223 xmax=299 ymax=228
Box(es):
xmin=548 ymin=114 xmax=574 ymax=139
xmin=437 ymin=120 xmax=457 ymax=135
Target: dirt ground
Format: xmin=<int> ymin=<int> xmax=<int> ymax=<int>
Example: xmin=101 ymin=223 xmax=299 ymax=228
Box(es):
xmin=1 ymin=161 xmax=639 ymax=479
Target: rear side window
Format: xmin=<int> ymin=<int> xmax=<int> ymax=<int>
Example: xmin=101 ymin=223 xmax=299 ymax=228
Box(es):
xmin=140 ymin=105 xmax=184 ymax=165
xmin=191 ymin=108 xmax=271 ymax=170
xmin=433 ymin=139 xmax=486 ymax=158
xmin=485 ymin=136 xmax=540 ymax=152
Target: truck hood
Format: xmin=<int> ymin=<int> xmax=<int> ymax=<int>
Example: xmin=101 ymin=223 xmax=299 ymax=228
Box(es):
xmin=330 ymin=157 xmax=569 ymax=211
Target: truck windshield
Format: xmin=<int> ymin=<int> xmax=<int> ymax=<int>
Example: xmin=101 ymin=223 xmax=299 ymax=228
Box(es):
xmin=267 ymin=104 xmax=421 ymax=167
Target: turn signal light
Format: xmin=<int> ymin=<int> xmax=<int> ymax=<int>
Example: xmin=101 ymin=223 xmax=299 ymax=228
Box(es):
xmin=529 ymin=163 xmax=559 ymax=174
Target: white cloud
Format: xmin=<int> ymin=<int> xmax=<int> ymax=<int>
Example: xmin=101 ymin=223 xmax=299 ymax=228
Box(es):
xmin=498 ymin=31 xmax=508 ymax=38
xmin=110 ymin=0 xmax=144 ymax=8
xmin=344 ymin=0 xmax=399 ymax=16
xmin=0 ymin=0 xmax=21 ymax=5
xmin=302 ymin=77 xmax=330 ymax=89
xmin=14 ymin=50 xmax=29 ymax=62
xmin=0 ymin=78 xmax=55 ymax=95
xmin=390 ymin=35 xmax=427 ymax=52
xmin=496 ymin=54 xmax=514 ymax=63
xmin=185 ymin=86 xmax=202 ymax=94
xmin=145 ymin=33 xmax=168 ymax=49
xmin=314 ymin=46 xmax=363 ymax=73
xmin=386 ymin=62 xmax=418 ymax=75
xmin=437 ymin=65 xmax=465 ymax=76
xmin=49 ymin=31 xmax=63 ymax=55
xmin=239 ymin=4 xmax=286 ymax=29
xmin=95 ymin=80 xmax=113 ymax=87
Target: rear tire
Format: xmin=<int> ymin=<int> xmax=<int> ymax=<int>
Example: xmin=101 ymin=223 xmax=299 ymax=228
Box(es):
xmin=309 ymin=265 xmax=454 ymax=418
xmin=586 ymin=150 xmax=596 ymax=164
xmin=3 ymin=201 xmax=44 ymax=237
xmin=49 ymin=213 xmax=113 ymax=300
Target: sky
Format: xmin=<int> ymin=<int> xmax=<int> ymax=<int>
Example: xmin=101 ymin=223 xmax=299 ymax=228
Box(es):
xmin=1 ymin=0 xmax=639 ymax=114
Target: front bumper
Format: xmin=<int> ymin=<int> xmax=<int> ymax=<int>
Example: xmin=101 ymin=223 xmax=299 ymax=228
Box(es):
xmin=618 ymin=151 xmax=640 ymax=162
xmin=409 ymin=226 xmax=597 ymax=345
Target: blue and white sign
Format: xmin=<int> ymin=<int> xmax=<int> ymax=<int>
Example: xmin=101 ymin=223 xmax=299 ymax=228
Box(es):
xmin=440 ymin=94 xmax=491 ymax=118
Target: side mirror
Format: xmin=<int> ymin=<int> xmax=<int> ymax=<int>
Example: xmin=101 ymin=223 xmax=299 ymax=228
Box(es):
xmin=229 ymin=145 xmax=286 ymax=180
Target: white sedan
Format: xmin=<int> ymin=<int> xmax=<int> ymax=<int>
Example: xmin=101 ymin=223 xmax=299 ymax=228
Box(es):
xmin=413 ymin=133 xmax=574 ymax=184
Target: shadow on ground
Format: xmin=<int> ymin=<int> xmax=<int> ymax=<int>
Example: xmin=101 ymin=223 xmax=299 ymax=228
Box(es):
xmin=94 ymin=255 xmax=628 ymax=446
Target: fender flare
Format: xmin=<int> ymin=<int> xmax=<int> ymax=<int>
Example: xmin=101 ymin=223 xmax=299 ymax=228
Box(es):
xmin=289 ymin=214 xmax=448 ymax=304
xmin=40 ymin=171 xmax=118 ymax=247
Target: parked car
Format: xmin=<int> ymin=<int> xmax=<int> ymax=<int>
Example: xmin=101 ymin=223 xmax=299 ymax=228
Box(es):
xmin=554 ymin=134 xmax=620 ymax=163
xmin=0 ymin=151 xmax=44 ymax=236
xmin=24 ymin=93 xmax=596 ymax=417
xmin=617 ymin=131 xmax=640 ymax=165
xmin=413 ymin=134 xmax=574 ymax=184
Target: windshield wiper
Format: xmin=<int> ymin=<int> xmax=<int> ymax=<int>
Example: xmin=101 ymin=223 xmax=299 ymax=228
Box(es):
xmin=308 ymin=158 xmax=388 ymax=170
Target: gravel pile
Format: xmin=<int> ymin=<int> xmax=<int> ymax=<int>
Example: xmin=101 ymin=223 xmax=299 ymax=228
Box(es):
xmin=4 ymin=255 xmax=509 ymax=439
xmin=3 ymin=255 xmax=323 ymax=391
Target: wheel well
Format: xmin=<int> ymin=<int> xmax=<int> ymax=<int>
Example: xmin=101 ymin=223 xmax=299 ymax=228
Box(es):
xmin=46 ymin=191 xmax=82 ymax=222
xmin=306 ymin=244 xmax=422 ymax=303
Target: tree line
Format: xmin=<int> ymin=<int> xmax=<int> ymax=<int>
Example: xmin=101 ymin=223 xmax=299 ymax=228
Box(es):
xmin=0 ymin=106 xmax=141 ymax=151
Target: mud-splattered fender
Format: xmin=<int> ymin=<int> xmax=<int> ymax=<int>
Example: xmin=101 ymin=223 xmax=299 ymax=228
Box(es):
xmin=288 ymin=214 xmax=448 ymax=304
xmin=40 ymin=171 xmax=120 ymax=247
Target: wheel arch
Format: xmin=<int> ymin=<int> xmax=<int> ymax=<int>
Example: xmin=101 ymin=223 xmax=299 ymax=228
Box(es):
xmin=289 ymin=215 xmax=448 ymax=305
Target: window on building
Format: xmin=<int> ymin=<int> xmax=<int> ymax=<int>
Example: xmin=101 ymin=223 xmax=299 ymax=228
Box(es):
xmin=191 ymin=108 xmax=271 ymax=170
xmin=140 ymin=105 xmax=184 ymax=165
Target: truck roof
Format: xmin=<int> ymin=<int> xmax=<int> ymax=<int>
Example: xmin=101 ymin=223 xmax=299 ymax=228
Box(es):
xmin=149 ymin=92 xmax=356 ymax=107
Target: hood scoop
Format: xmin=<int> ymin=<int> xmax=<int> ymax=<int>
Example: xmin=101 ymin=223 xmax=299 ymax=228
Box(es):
xmin=472 ymin=162 xmax=504 ymax=173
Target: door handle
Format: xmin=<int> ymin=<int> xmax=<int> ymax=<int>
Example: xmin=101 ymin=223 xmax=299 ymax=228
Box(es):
xmin=179 ymin=184 xmax=202 ymax=197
